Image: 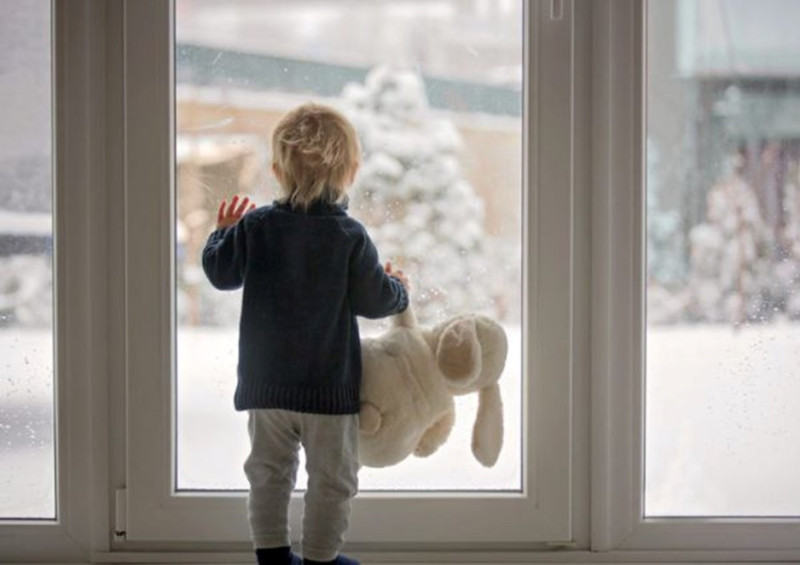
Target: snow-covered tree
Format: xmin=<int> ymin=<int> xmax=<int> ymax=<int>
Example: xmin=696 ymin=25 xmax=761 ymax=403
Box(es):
xmin=773 ymin=161 xmax=800 ymax=319
xmin=687 ymin=172 xmax=772 ymax=324
xmin=342 ymin=67 xmax=510 ymax=324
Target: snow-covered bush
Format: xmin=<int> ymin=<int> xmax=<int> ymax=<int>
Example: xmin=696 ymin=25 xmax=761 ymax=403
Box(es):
xmin=0 ymin=255 xmax=52 ymax=327
xmin=647 ymin=284 xmax=690 ymax=325
xmin=342 ymin=67 xmax=512 ymax=325
xmin=686 ymin=174 xmax=773 ymax=324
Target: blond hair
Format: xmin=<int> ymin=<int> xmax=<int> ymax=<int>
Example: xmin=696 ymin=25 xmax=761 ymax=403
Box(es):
xmin=271 ymin=103 xmax=360 ymax=211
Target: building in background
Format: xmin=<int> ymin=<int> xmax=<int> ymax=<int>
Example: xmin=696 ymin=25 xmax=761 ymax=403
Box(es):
xmin=648 ymin=0 xmax=800 ymax=324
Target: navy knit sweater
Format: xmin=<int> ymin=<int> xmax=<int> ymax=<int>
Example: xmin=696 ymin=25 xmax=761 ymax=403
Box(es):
xmin=201 ymin=200 xmax=409 ymax=414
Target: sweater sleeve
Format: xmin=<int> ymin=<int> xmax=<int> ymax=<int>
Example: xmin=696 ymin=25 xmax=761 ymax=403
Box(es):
xmin=348 ymin=230 xmax=409 ymax=319
xmin=202 ymin=221 xmax=247 ymax=291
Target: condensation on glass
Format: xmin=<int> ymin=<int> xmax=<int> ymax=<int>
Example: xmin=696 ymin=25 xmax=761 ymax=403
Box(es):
xmin=174 ymin=0 xmax=522 ymax=491
xmin=0 ymin=1 xmax=55 ymax=519
xmin=646 ymin=0 xmax=800 ymax=516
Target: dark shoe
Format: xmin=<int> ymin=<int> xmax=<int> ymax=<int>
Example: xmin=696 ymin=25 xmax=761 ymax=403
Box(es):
xmin=256 ymin=546 xmax=302 ymax=565
xmin=303 ymin=555 xmax=360 ymax=565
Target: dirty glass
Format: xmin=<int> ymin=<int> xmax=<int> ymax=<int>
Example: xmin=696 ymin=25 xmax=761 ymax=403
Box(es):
xmin=646 ymin=0 xmax=800 ymax=516
xmin=175 ymin=0 xmax=523 ymax=491
xmin=0 ymin=1 xmax=55 ymax=520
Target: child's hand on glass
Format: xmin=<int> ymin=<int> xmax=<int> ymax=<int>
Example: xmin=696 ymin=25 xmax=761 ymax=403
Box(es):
xmin=216 ymin=195 xmax=255 ymax=229
xmin=385 ymin=261 xmax=410 ymax=290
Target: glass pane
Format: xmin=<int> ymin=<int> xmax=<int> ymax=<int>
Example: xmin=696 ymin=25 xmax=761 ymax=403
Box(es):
xmin=646 ymin=0 xmax=800 ymax=516
xmin=0 ymin=1 xmax=55 ymax=519
xmin=175 ymin=0 xmax=522 ymax=491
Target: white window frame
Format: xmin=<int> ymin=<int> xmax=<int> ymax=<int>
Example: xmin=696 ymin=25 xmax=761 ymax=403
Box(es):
xmin=0 ymin=1 xmax=111 ymax=562
xmin=591 ymin=0 xmax=800 ymax=556
xmin=120 ymin=0 xmax=576 ymax=548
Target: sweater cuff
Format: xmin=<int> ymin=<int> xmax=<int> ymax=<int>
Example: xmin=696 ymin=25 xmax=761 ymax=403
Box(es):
xmin=394 ymin=280 xmax=410 ymax=313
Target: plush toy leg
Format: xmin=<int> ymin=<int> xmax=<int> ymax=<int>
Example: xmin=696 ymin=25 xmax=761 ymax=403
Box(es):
xmin=414 ymin=406 xmax=456 ymax=458
xmin=359 ymin=402 xmax=382 ymax=435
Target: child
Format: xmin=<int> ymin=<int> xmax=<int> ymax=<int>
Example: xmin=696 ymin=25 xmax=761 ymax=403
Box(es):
xmin=202 ymin=103 xmax=409 ymax=565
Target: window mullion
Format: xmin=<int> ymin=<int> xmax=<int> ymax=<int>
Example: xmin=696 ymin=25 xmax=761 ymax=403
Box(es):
xmin=590 ymin=0 xmax=645 ymax=552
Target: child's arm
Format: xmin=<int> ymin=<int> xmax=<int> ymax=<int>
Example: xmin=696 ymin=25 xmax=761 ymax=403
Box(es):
xmin=201 ymin=196 xmax=254 ymax=290
xmin=348 ymin=231 xmax=409 ymax=319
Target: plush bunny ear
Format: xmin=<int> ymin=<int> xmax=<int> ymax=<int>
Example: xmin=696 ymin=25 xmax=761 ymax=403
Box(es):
xmin=436 ymin=318 xmax=482 ymax=388
xmin=472 ymin=383 xmax=503 ymax=467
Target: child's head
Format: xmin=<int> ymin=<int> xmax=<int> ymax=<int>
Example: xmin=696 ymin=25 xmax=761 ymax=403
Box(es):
xmin=271 ymin=103 xmax=361 ymax=210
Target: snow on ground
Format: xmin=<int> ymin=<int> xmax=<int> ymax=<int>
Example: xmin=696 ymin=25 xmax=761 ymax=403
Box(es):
xmin=175 ymin=326 xmax=522 ymax=492
xmin=4 ymin=324 xmax=800 ymax=517
xmin=646 ymin=322 xmax=800 ymax=516
xmin=0 ymin=329 xmax=54 ymax=518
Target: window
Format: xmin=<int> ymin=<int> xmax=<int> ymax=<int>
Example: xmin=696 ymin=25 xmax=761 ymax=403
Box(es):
xmin=124 ymin=0 xmax=573 ymax=545
xmin=594 ymin=0 xmax=800 ymax=551
xmin=646 ymin=0 xmax=800 ymax=518
xmin=0 ymin=0 xmax=55 ymax=521
xmin=1 ymin=2 xmax=105 ymax=562
xmin=174 ymin=0 xmax=523 ymax=493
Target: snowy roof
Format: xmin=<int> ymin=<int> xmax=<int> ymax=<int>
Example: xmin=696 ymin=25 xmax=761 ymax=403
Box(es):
xmin=175 ymin=133 xmax=262 ymax=165
xmin=0 ymin=209 xmax=51 ymax=236
xmin=177 ymin=44 xmax=521 ymax=118
xmin=716 ymin=91 xmax=800 ymax=139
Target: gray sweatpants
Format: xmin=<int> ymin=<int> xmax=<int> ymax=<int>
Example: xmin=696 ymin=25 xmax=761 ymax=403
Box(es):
xmin=244 ymin=409 xmax=359 ymax=562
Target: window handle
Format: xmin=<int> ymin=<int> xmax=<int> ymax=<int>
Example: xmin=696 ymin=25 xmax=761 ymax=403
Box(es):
xmin=551 ymin=0 xmax=564 ymax=20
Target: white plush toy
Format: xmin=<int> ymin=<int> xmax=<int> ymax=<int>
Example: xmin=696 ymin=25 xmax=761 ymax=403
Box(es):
xmin=358 ymin=305 xmax=509 ymax=468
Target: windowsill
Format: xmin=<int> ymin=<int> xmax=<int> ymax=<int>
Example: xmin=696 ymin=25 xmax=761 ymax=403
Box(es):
xmin=87 ymin=548 xmax=800 ymax=564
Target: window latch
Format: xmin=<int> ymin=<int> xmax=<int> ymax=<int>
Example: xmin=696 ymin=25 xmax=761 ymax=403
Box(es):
xmin=551 ymin=0 xmax=564 ymax=20
xmin=114 ymin=487 xmax=127 ymax=541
